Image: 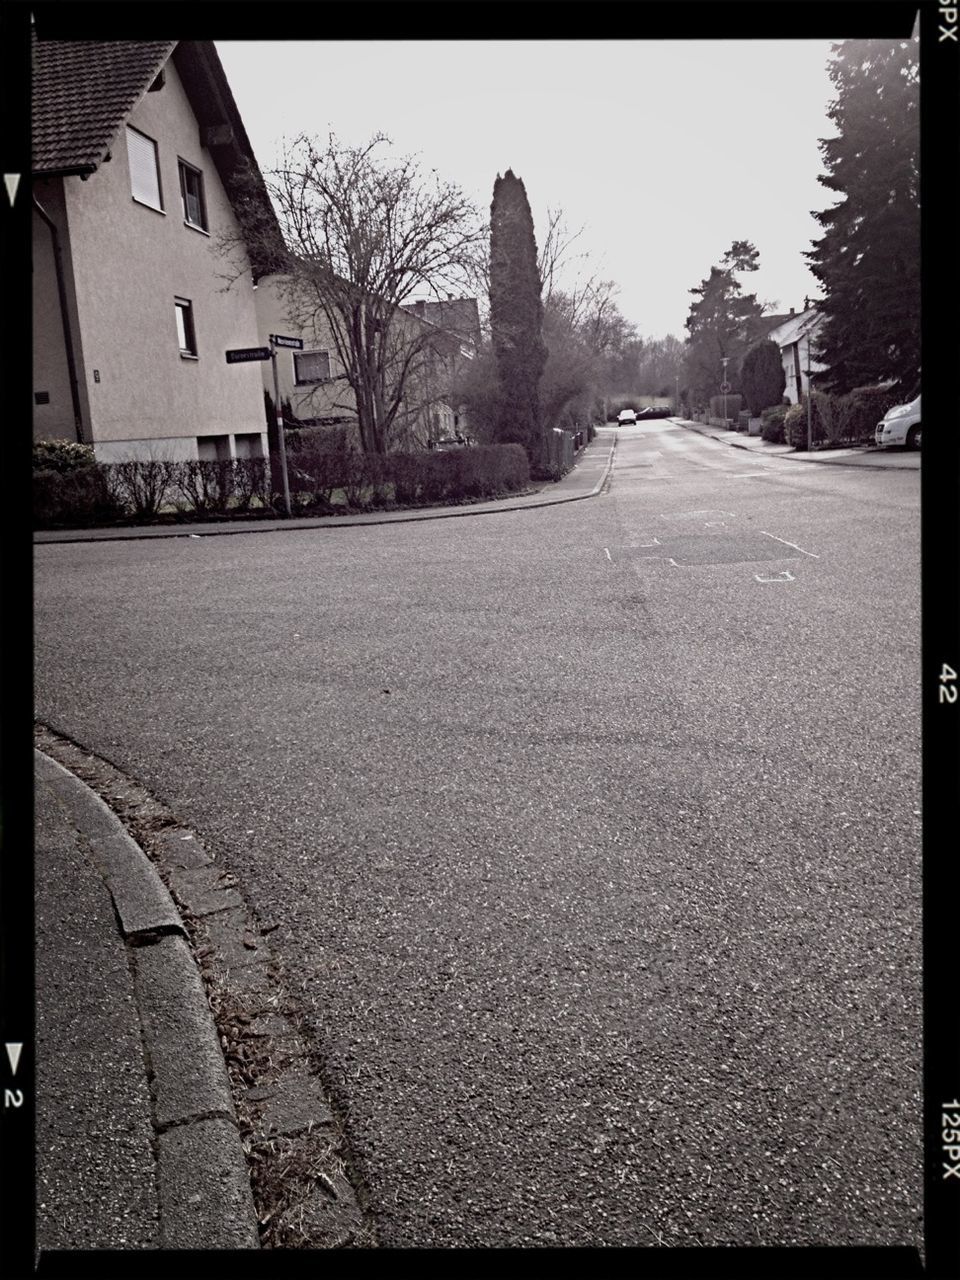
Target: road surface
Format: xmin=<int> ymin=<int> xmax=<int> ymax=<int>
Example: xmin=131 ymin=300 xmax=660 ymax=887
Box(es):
xmin=34 ymin=420 xmax=922 ymax=1249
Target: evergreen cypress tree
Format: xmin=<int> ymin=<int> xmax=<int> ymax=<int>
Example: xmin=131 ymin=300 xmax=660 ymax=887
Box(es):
xmin=805 ymin=36 xmax=919 ymax=395
xmin=489 ymin=170 xmax=547 ymax=466
xmin=740 ymin=339 xmax=786 ymax=416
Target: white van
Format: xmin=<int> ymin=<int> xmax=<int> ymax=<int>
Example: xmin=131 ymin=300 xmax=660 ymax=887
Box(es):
xmin=875 ymin=395 xmax=921 ymax=449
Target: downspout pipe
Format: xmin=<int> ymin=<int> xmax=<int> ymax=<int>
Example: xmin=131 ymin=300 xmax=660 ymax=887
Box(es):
xmin=32 ymin=193 xmax=84 ymax=442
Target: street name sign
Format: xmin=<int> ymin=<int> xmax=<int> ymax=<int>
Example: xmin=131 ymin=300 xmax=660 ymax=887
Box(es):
xmin=225 ymin=346 xmax=272 ymax=364
xmin=270 ymin=334 xmax=304 ymax=350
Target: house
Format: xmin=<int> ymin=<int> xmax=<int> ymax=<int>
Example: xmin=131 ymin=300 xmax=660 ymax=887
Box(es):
xmin=765 ymin=305 xmax=826 ymax=405
xmin=254 ymin=277 xmax=480 ymax=449
xmin=32 ymin=35 xmax=281 ymax=462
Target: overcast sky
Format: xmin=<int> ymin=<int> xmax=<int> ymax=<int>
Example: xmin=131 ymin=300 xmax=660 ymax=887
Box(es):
xmin=216 ymin=39 xmax=839 ymax=341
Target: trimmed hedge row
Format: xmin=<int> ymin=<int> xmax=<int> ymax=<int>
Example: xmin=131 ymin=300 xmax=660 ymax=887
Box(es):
xmin=33 ymin=443 xmax=531 ymax=527
xmin=783 ymin=385 xmax=908 ymax=450
xmin=289 ymin=442 xmax=530 ymax=508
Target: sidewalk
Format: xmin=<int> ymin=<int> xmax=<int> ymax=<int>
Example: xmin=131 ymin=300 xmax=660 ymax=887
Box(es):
xmin=672 ymin=417 xmax=920 ymax=470
xmin=34 ymin=749 xmax=260 ymax=1255
xmin=33 ymin=435 xmax=617 ymax=545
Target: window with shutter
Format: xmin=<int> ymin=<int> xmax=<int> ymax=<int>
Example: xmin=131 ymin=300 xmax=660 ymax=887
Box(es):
xmin=178 ymin=160 xmax=208 ymax=231
xmin=126 ymin=126 xmax=163 ymax=211
xmin=294 ymin=351 xmax=331 ymax=384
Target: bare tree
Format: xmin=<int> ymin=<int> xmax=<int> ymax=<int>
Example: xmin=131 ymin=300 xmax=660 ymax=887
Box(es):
xmin=250 ymin=133 xmax=484 ymax=455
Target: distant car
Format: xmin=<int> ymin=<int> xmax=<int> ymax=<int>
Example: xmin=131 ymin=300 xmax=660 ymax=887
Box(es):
xmin=875 ymin=394 xmax=921 ymax=449
xmin=617 ymin=409 xmax=637 ymax=426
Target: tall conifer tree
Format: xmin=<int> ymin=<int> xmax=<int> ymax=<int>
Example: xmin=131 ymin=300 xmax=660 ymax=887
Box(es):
xmin=805 ymin=36 xmax=919 ymax=395
xmin=489 ymin=170 xmax=547 ymax=464
xmin=683 ymin=241 xmax=765 ymax=408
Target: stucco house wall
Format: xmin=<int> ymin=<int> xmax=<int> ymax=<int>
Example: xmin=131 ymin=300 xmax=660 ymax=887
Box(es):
xmin=766 ymin=309 xmax=826 ymax=406
xmin=254 ymin=276 xmax=467 ymax=448
xmin=254 ymin=274 xmax=356 ymax=429
xmin=32 ymin=175 xmax=92 ymax=441
xmin=33 ymin=50 xmax=267 ymax=462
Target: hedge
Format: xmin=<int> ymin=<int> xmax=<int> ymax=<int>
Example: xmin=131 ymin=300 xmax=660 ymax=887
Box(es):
xmin=34 ymin=444 xmax=531 ymax=527
xmin=34 ymin=467 xmax=123 ymax=526
xmin=709 ymin=394 xmax=743 ymax=423
xmin=784 ymin=386 xmax=909 ymax=449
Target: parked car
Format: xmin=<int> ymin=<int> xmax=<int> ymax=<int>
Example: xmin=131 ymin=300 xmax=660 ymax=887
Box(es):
xmin=875 ymin=394 xmax=921 ymax=449
xmin=617 ymin=409 xmax=638 ymax=426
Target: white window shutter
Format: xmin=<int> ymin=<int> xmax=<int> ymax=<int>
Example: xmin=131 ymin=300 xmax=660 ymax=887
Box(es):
xmin=127 ymin=127 xmax=162 ymax=210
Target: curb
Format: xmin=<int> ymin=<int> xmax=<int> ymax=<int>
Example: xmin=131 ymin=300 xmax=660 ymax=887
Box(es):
xmin=32 ymin=441 xmax=617 ymax=545
xmin=35 ymin=750 xmax=260 ymax=1250
xmin=674 ymin=419 xmax=918 ymax=470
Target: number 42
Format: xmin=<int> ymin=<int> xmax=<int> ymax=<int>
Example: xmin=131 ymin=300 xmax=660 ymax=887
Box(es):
xmin=940 ymin=664 xmax=958 ymax=704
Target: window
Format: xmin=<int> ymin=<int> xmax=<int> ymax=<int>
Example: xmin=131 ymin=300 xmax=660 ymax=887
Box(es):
xmin=126 ymin=126 xmax=163 ymax=211
xmin=175 ymin=298 xmax=197 ymax=357
xmin=178 ymin=160 xmax=207 ymax=231
xmin=294 ymin=350 xmax=331 ymax=384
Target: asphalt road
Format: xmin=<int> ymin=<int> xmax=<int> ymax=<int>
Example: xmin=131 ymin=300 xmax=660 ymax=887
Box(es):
xmin=34 ymin=421 xmax=922 ymax=1249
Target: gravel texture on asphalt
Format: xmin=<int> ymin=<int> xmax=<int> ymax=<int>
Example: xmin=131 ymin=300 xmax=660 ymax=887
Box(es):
xmin=34 ymin=425 xmax=922 ymax=1250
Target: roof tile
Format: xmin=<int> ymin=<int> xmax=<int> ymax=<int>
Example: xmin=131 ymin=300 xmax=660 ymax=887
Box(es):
xmin=32 ymin=35 xmax=176 ymax=174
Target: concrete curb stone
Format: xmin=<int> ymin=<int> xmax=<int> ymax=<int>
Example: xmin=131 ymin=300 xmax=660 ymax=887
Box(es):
xmin=156 ymin=1119 xmax=261 ymax=1250
xmin=34 ymin=749 xmax=260 ymax=1251
xmin=673 ymin=417 xmax=919 ymax=470
xmin=132 ymin=934 xmax=238 ymax=1130
xmin=36 ymin=752 xmax=183 ymax=939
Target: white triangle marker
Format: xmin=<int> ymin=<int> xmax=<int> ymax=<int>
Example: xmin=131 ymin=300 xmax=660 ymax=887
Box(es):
xmin=5 ymin=1042 xmax=23 ymax=1075
xmin=3 ymin=175 xmax=21 ymax=207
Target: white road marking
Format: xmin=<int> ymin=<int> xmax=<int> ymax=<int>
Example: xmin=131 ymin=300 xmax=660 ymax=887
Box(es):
xmin=635 ymin=538 xmax=661 ymax=547
xmin=761 ymin=531 xmax=819 ymax=558
xmin=604 ymin=547 xmax=611 ymax=560
xmin=724 ymin=472 xmax=766 ymax=478
xmin=755 ymin=570 xmax=796 ymax=583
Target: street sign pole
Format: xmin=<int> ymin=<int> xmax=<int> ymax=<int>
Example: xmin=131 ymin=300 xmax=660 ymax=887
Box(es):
xmin=270 ymin=345 xmax=291 ymax=516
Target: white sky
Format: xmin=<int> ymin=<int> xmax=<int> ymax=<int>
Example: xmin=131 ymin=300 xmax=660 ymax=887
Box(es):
xmin=216 ymin=39 xmax=839 ymax=340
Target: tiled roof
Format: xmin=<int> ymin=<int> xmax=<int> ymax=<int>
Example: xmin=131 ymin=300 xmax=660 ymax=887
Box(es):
xmin=403 ymin=298 xmax=482 ymax=346
xmin=32 ymin=35 xmax=175 ymax=174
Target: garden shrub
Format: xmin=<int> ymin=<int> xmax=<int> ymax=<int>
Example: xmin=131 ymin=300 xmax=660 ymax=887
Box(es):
xmin=231 ymin=458 xmax=271 ymax=512
xmin=33 ymin=439 xmax=97 ymax=474
xmin=784 ymin=395 xmax=836 ymax=449
xmin=34 ymin=466 xmax=121 ymax=526
xmin=172 ymin=460 xmax=237 ymax=515
xmin=760 ymin=404 xmax=789 ymax=443
xmin=839 ymin=385 xmax=910 ymax=444
xmin=103 ymin=459 xmax=176 ymax=518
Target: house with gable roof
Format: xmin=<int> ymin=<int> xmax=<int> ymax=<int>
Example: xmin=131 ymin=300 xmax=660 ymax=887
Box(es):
xmin=32 ymin=35 xmax=282 ymax=462
xmin=764 ymin=304 xmax=826 ymax=405
xmin=254 ymin=275 xmax=482 ymax=450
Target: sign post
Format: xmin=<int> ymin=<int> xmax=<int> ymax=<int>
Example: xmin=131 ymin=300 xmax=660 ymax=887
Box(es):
xmin=227 ymin=348 xmax=291 ymax=517
xmin=268 ymin=337 xmax=303 ymax=517
xmin=270 ymin=346 xmax=291 ymax=517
